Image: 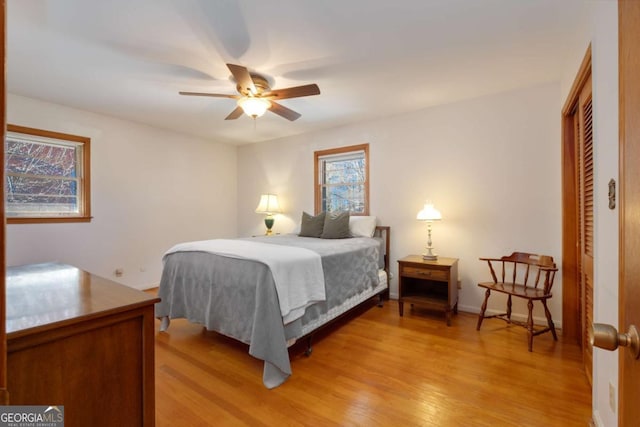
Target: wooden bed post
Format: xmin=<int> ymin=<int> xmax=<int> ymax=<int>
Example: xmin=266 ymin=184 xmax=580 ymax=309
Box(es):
xmin=375 ymin=226 xmax=391 ymax=300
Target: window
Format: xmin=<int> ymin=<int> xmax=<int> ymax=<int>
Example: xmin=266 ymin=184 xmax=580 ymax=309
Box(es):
xmin=314 ymin=143 xmax=369 ymax=215
xmin=5 ymin=124 xmax=91 ymax=223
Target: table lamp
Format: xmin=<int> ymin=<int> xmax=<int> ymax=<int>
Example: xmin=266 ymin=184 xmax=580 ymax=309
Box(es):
xmin=255 ymin=194 xmax=281 ymax=235
xmin=417 ymin=201 xmax=442 ymax=260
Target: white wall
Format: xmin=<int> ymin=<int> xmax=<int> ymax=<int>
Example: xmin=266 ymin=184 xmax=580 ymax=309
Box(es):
xmin=237 ymin=81 xmax=562 ymax=324
xmin=6 ymin=94 xmax=238 ymax=289
xmin=592 ymin=2 xmax=619 ymax=426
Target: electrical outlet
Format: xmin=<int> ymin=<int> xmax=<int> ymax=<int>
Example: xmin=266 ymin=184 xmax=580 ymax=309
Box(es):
xmin=457 ymin=280 xmax=462 ymax=289
xmin=609 ymin=382 xmax=616 ymax=413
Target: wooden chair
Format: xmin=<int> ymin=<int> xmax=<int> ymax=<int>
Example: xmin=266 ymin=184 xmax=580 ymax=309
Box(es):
xmin=476 ymin=252 xmax=558 ymax=351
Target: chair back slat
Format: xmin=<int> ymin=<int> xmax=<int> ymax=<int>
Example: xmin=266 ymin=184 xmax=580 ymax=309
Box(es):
xmin=543 ymin=269 xmax=557 ymax=294
xmin=486 ymin=260 xmax=498 ymax=283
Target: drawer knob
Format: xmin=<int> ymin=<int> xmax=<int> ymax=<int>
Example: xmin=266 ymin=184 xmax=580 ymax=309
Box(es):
xmin=419 ymin=271 xmax=431 ymax=276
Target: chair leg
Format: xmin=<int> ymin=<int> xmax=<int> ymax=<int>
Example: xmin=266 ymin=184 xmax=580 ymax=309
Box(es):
xmin=506 ymin=295 xmax=512 ymax=323
xmin=527 ymin=299 xmax=534 ymax=352
xmin=542 ymin=299 xmax=558 ymax=341
xmin=477 ymin=289 xmax=491 ymax=330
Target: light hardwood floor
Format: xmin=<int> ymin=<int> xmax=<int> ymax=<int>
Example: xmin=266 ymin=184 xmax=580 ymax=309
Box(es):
xmin=153 ymin=299 xmax=592 ymax=426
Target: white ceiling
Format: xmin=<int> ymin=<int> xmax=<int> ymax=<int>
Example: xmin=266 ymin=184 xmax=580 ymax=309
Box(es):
xmin=7 ymin=0 xmax=591 ymax=145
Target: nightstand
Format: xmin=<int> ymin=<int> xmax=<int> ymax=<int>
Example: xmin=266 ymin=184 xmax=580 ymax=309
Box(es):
xmin=397 ymin=255 xmax=459 ymax=326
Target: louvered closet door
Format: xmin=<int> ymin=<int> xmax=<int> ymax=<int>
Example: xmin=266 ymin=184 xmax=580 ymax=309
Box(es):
xmin=577 ymin=75 xmax=594 ymax=384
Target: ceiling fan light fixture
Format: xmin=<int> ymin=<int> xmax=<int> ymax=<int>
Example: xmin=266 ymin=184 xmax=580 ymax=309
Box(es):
xmin=180 ymin=64 xmax=318 ymax=121
xmin=238 ymin=97 xmax=271 ymax=118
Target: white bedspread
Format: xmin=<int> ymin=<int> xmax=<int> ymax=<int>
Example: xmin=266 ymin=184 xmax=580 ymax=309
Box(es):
xmin=164 ymin=239 xmax=326 ymax=324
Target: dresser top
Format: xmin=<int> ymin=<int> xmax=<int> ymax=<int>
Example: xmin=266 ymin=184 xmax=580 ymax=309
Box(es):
xmin=7 ymin=262 xmax=159 ymax=337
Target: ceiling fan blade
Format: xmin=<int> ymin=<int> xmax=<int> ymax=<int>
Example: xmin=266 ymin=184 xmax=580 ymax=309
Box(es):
xmin=179 ymin=91 xmax=240 ymax=99
xmin=269 ymin=101 xmax=301 ymax=121
xmin=227 ymin=63 xmax=257 ymax=95
xmin=225 ymin=106 xmax=244 ymax=120
xmin=263 ymin=84 xmax=320 ymax=100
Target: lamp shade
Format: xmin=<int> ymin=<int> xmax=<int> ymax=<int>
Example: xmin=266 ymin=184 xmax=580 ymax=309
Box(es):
xmin=238 ymin=97 xmax=271 ymax=118
xmin=255 ymin=194 xmax=281 ymax=214
xmin=417 ymin=202 xmax=442 ymax=221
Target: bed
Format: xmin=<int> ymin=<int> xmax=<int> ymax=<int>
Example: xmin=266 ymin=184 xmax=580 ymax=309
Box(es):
xmin=155 ymin=224 xmax=390 ymax=388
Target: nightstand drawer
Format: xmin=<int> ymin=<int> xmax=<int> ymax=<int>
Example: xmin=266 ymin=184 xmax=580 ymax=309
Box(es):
xmin=401 ymin=266 xmax=449 ymax=281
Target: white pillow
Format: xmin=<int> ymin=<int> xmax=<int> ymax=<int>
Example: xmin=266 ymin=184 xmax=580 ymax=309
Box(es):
xmin=349 ymin=216 xmax=377 ymax=237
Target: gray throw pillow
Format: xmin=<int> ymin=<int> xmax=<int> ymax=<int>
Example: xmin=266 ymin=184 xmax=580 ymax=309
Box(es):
xmin=321 ymin=211 xmax=351 ymax=239
xmin=298 ymin=211 xmax=325 ymax=238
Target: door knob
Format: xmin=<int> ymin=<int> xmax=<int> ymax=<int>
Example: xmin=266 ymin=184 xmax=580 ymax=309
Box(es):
xmin=591 ymin=323 xmax=640 ymax=359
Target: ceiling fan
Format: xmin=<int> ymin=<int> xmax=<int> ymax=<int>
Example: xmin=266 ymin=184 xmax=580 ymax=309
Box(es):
xmin=179 ymin=63 xmax=320 ymax=121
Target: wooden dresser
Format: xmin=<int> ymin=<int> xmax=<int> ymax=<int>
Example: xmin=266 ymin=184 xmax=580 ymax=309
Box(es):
xmin=6 ymin=263 xmax=160 ymax=427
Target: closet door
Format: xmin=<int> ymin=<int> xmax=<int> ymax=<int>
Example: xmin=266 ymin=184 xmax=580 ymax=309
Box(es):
xmin=576 ymin=75 xmax=594 ymax=384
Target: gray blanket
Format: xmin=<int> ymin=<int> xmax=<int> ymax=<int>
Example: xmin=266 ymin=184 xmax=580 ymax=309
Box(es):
xmin=155 ymin=234 xmax=382 ymax=388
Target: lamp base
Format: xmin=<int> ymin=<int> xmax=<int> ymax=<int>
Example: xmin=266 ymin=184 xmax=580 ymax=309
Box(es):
xmin=422 ymin=247 xmax=438 ymax=261
xmin=264 ymin=216 xmax=275 ymax=236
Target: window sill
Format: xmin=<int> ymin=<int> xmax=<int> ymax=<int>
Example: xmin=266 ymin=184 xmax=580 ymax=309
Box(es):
xmin=7 ymin=216 xmax=93 ymax=224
